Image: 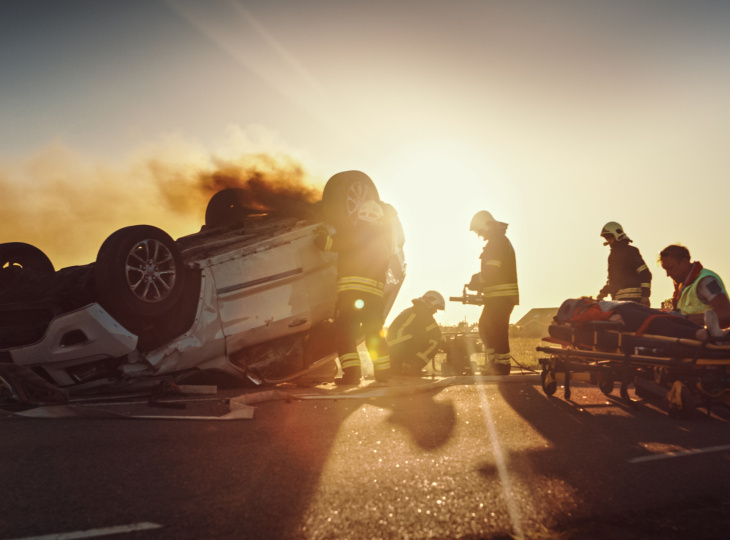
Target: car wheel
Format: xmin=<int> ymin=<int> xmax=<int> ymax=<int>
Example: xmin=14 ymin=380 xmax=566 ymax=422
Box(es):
xmin=0 ymin=242 xmax=55 ymax=274
xmin=0 ymin=242 xmax=55 ymax=290
xmin=95 ymin=225 xmax=185 ymax=321
xmin=205 ymin=188 xmax=251 ymax=229
xmin=321 ymin=170 xmax=380 ymax=233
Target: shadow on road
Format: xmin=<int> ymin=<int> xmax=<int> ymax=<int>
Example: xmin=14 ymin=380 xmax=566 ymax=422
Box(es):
xmin=485 ymin=381 xmax=730 ymax=539
xmin=370 ymin=389 xmax=456 ymax=450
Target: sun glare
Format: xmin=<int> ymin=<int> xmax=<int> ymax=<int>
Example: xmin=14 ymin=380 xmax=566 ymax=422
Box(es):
xmin=376 ymin=141 xmax=510 ymax=323
xmin=380 ymin=142 xmax=506 ymax=251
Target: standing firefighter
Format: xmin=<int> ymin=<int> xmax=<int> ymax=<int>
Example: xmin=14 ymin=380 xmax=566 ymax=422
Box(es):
xmin=387 ymin=290 xmax=445 ymax=376
xmin=597 ymin=221 xmax=652 ymax=306
xmin=467 ymin=210 xmax=519 ymax=376
xmin=315 ymin=194 xmax=392 ymax=385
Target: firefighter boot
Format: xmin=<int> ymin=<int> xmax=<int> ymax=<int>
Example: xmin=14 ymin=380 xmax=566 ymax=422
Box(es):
xmin=373 ymin=355 xmax=392 ymax=383
xmin=335 ymin=366 xmax=361 ymax=386
xmin=482 ymin=353 xmax=511 ymax=376
xmin=374 ymin=368 xmax=391 ymax=383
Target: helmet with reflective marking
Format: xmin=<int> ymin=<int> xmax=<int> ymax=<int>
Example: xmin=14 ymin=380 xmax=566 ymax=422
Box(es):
xmin=419 ymin=290 xmax=445 ymax=311
xmin=357 ymin=200 xmax=384 ymax=224
xmin=600 ymin=221 xmax=632 ymax=245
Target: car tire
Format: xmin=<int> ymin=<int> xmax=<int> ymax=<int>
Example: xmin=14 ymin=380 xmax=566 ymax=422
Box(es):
xmin=0 ymin=242 xmax=55 ymax=274
xmin=321 ymin=170 xmax=380 ymax=233
xmin=205 ymin=188 xmax=251 ymax=229
xmin=94 ymin=225 xmax=185 ymax=323
xmin=0 ymin=242 xmax=55 ymax=290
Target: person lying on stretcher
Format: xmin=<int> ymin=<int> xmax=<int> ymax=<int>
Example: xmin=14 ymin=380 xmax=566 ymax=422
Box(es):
xmin=555 ymin=297 xmax=730 ymax=341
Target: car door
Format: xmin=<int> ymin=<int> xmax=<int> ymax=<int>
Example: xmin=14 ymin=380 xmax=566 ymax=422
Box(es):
xmin=210 ymin=239 xmax=312 ymax=356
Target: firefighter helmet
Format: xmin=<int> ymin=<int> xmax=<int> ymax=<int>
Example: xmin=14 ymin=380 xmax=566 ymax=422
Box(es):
xmin=600 ymin=221 xmax=632 ymax=245
xmin=419 ymin=290 xmax=445 ymax=311
xmin=357 ymin=200 xmax=384 ymax=224
xmin=470 ymin=210 xmax=497 ymax=234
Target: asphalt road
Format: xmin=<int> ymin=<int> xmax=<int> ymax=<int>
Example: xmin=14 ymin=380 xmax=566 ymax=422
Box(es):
xmin=2 ymin=376 xmax=730 ymax=540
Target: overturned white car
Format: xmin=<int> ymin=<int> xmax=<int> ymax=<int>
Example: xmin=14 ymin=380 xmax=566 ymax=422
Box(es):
xmin=0 ymin=171 xmax=405 ymax=401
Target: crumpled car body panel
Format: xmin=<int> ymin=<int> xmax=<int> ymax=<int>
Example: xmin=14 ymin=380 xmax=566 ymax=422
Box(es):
xmin=0 ymin=213 xmax=405 ymax=394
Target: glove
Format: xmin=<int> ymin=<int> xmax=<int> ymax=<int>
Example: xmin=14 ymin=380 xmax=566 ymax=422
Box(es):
xmin=313 ymin=224 xmax=332 ymax=251
xmin=639 ymin=297 xmax=651 ymax=307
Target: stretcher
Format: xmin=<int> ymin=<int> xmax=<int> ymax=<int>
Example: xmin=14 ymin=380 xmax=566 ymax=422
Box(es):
xmin=536 ymin=319 xmax=730 ymax=417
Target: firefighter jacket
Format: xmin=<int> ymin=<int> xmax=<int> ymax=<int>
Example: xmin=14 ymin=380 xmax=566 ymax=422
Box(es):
xmin=468 ymin=228 xmax=519 ymax=304
xmin=387 ymin=300 xmax=443 ymax=364
xmin=315 ymin=221 xmax=391 ymax=297
xmin=598 ymin=240 xmax=652 ymax=302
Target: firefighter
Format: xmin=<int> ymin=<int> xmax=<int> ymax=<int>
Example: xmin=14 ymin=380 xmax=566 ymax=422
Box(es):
xmin=387 ymin=290 xmax=445 ymax=376
xmin=315 ymin=197 xmax=392 ymax=385
xmin=659 ymin=244 xmax=730 ymax=329
xmin=597 ymin=221 xmax=652 ymax=306
xmin=467 ymin=210 xmax=519 ymax=376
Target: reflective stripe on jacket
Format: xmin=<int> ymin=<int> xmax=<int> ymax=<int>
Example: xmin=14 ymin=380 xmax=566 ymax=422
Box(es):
xmin=337 ymin=276 xmax=385 ymax=297
xmin=479 ymin=232 xmax=519 ymax=303
xmin=387 ymin=301 xmax=443 ymax=360
xmin=598 ymin=241 xmax=652 ymax=301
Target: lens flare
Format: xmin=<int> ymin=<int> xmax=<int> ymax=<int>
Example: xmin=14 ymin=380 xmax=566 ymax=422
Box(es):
xmin=354 ymin=298 xmax=365 ymax=310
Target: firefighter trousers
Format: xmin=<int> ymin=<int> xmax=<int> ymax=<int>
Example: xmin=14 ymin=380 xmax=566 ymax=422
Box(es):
xmin=335 ymin=290 xmax=390 ymax=375
xmin=478 ymin=297 xmax=516 ymax=363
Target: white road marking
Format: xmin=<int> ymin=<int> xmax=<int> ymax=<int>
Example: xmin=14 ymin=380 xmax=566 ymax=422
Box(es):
xmin=476 ymin=384 xmax=524 ymax=539
xmin=7 ymin=522 xmax=162 ymax=540
xmin=629 ymin=443 xmax=730 ymax=463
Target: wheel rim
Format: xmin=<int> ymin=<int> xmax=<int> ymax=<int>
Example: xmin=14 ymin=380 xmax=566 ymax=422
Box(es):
xmin=345 ymin=181 xmax=375 ymax=222
xmin=125 ymin=239 xmax=177 ymax=303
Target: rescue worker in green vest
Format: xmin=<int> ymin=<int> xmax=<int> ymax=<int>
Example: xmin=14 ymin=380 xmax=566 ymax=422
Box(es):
xmin=597 ymin=222 xmax=652 ymax=306
xmin=315 ymin=197 xmax=392 ymax=385
xmin=659 ymin=244 xmax=730 ymax=331
xmin=467 ymin=210 xmax=519 ymax=376
xmin=387 ymin=290 xmax=445 ymax=376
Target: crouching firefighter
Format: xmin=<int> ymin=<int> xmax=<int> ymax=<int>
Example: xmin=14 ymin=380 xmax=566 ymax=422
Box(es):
xmin=315 ymin=197 xmax=392 ymax=385
xmin=387 ymin=290 xmax=445 ymax=376
xmin=467 ymin=210 xmax=519 ymax=376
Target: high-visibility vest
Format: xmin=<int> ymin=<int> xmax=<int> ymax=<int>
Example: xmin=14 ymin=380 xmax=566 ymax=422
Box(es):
xmin=676 ymin=268 xmax=726 ymax=315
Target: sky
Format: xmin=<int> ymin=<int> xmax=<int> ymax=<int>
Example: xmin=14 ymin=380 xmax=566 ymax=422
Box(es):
xmin=2 ymin=0 xmax=730 ymax=326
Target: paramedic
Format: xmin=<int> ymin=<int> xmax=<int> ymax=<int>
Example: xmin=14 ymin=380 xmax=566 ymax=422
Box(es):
xmin=467 ymin=210 xmax=519 ymax=376
xmin=387 ymin=291 xmax=445 ymax=376
xmin=659 ymin=244 xmax=730 ymax=328
xmin=597 ymin=222 xmax=652 ymax=306
xmin=315 ymin=192 xmax=392 ymax=385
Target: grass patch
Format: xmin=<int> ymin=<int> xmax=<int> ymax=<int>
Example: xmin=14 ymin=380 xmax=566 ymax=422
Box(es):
xmin=429 ymin=334 xmax=545 ymax=374
xmin=510 ymin=335 xmax=546 ymax=370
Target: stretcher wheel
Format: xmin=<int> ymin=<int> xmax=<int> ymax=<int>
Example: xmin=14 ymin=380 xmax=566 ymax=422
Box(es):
xmin=597 ymin=373 xmax=614 ymax=396
xmin=668 ymin=382 xmax=693 ymax=418
xmin=634 ymin=383 xmax=651 ymax=399
xmin=541 ymin=369 xmax=557 ymax=397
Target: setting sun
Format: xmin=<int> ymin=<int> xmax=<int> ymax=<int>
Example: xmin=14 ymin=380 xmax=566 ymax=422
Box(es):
xmin=374 ymin=141 xmax=516 ymax=325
